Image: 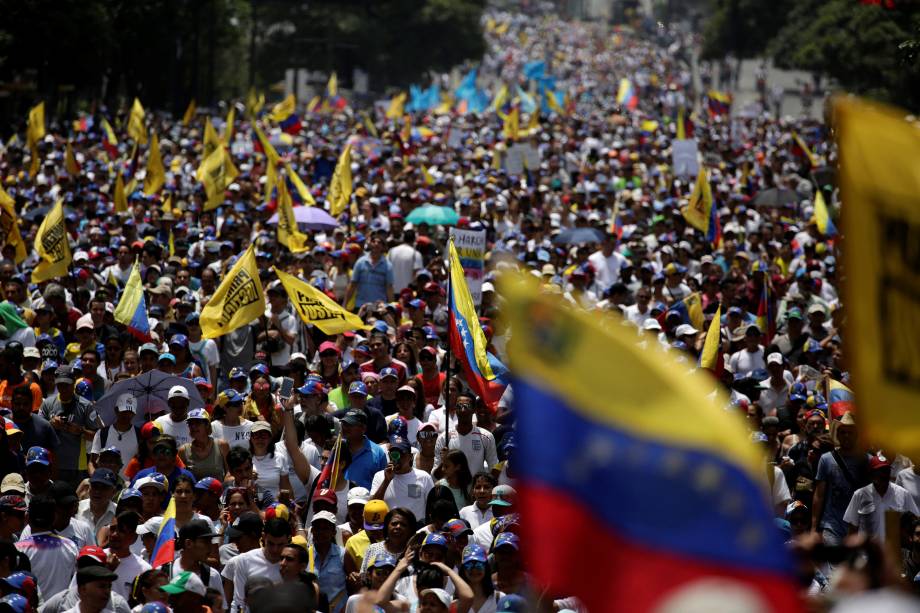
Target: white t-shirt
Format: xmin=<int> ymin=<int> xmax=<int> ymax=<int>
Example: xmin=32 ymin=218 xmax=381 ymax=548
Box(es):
xmin=16 ymin=531 xmax=78 ymax=599
xmin=252 ymin=452 xmax=290 ymax=497
xmin=171 ymin=556 xmax=225 ymax=602
xmin=622 ymin=303 xmax=653 ymax=327
xmin=154 ymin=414 xmax=192 ymax=448
xmin=91 ymin=425 xmax=139 ymax=477
xmin=728 ymin=346 xmax=766 ymax=377
xmin=265 ymin=308 xmax=299 ymax=365
xmin=588 ymin=250 xmax=628 ymax=291
xmin=843 ymin=483 xmax=920 ymax=539
xmin=190 ymin=338 xmax=220 ymax=383
xmin=387 ymin=244 xmax=423 ymax=292
xmin=433 ymin=428 xmax=499 ymax=474
xmin=212 ymin=420 xmax=253 ymax=449
xmin=222 ymin=547 xmax=282 ymax=612
xmin=895 ymin=468 xmax=920 ymax=511
xmin=771 ymin=466 xmax=791 ymax=507
xmin=275 ymin=441 xmax=320 ymax=503
xmin=459 ymin=504 xmax=493 ymax=530
xmin=20 ymin=517 xmax=96 ymax=549
xmin=107 ymin=549 xmax=151 ymax=600
xmin=370 ymin=468 xmax=434 ymax=523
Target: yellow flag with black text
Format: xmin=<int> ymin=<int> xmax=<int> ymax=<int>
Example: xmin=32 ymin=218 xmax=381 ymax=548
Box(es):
xmin=681 ymin=167 xmax=713 ymax=233
xmin=31 ymin=200 xmax=72 ymax=283
xmin=223 ymin=106 xmax=235 ymax=144
xmin=200 ymin=244 xmax=264 ymax=339
xmin=198 ymin=145 xmax=238 ymax=211
xmin=328 ymin=144 xmax=352 ymax=217
xmin=836 ymin=96 xmax=920 ymax=457
xmin=201 ymin=118 xmax=221 ymax=168
xmin=0 ymin=186 xmax=27 ymax=264
xmin=274 ymin=267 xmax=367 ymax=335
xmin=27 ymin=102 xmax=45 ymax=148
xmin=128 ymin=98 xmax=147 ymax=145
xmin=275 ymin=177 xmax=309 ymax=253
xmin=143 ymin=132 xmax=166 ymax=195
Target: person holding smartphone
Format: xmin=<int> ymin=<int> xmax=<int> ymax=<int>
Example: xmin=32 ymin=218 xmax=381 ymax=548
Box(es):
xmin=370 ymin=437 xmax=434 ymax=525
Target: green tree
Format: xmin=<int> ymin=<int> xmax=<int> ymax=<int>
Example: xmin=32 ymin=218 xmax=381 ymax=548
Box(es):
xmin=700 ymin=0 xmax=794 ymax=60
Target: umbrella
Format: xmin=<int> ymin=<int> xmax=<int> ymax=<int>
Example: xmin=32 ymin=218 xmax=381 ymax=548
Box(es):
xmin=22 ymin=206 xmax=50 ymax=221
xmin=552 ymin=227 xmax=606 ymax=245
xmin=752 ymin=188 xmax=799 ymax=208
xmin=94 ymin=369 xmax=205 ymax=426
xmin=405 ymin=204 xmax=460 ymax=226
xmin=267 ymin=206 xmax=338 ymax=230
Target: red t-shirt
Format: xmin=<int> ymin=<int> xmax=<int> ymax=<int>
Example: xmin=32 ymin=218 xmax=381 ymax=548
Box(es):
xmin=416 ymin=371 xmax=446 ymax=408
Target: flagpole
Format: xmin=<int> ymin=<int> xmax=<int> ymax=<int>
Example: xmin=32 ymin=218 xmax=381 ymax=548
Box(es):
xmin=445 ymin=238 xmax=452 ymax=381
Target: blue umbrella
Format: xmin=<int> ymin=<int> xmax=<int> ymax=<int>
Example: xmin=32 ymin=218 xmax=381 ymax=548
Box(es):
xmin=552 ymin=227 xmax=606 ymax=245
xmin=267 ymin=206 xmax=338 ymax=230
xmin=405 ymin=204 xmax=460 ymax=226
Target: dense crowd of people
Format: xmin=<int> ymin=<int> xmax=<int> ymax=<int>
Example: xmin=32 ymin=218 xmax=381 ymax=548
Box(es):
xmin=0 ymin=6 xmax=917 ymax=613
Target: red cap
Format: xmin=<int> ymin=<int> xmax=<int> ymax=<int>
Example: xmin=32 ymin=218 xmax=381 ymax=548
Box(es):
xmin=424 ymin=282 xmax=441 ymax=293
xmin=78 ymin=545 xmax=107 ymax=563
xmin=313 ymin=488 xmax=337 ymax=505
xmin=869 ymin=454 xmax=891 ymax=471
xmin=318 ymin=341 xmax=341 ymax=356
xmin=140 ymin=422 xmax=161 ymax=440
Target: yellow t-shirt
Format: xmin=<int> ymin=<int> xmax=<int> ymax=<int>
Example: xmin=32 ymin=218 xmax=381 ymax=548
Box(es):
xmin=344 ymin=529 xmax=371 ymax=568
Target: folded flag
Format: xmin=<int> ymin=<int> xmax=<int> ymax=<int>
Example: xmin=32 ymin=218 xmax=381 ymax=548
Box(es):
xmin=113 ymin=260 xmax=152 ymax=342
xmin=503 ymin=276 xmax=800 ymax=613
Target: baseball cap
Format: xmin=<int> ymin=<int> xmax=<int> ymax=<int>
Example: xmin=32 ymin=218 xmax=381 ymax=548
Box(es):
xmin=161 ymin=571 xmax=207 ymax=597
xmin=489 ymin=484 xmax=517 ymax=507
xmin=347 ymin=487 xmax=370 ymax=506
xmin=493 ymin=532 xmax=520 ymax=551
xmin=379 ymin=367 xmax=398 ymax=380
xmin=311 ymin=510 xmax=338 ymax=526
xmin=136 ymin=517 xmax=163 ymax=536
xmin=168 ymin=334 xmax=189 ymax=348
xmin=194 ymin=477 xmax=223 ymax=496
xmin=786 ymin=307 xmax=804 ymax=321
xmin=347 ymin=381 xmax=368 ymax=397
xmin=89 ymin=468 xmax=118 ymax=489
xmin=318 ymin=341 xmax=341 ymax=356
xmin=227 ymin=511 xmax=263 ymax=539
xmin=139 ymin=342 xmax=159 ymax=356
xmin=389 ymin=436 xmax=411 ymax=454
xmin=371 ymin=552 xmax=399 ymax=569
xmin=140 ymin=422 xmax=161 ymax=440
xmin=77 ymin=544 xmax=107 ymax=564
xmin=251 ymin=421 xmax=272 ymax=435
xmin=363 ymin=500 xmax=389 ymax=530
xmin=119 ymin=488 xmax=142 ymax=503
xmin=342 ymin=409 xmax=367 ymax=426
xmin=135 ymin=473 xmax=168 ymax=492
xmin=186 ymin=408 xmax=209 ymax=422
xmin=1 ymin=474 xmax=26 ymax=495
xmin=496 ymin=595 xmax=528 ymax=613
xmin=421 ymin=532 xmax=448 ymax=549
xmin=462 ymin=544 xmax=488 ymax=565
xmin=312 ymin=488 xmax=338 ymax=506
xmin=25 ymin=447 xmax=50 ymax=467
xmin=178 ymin=519 xmax=217 ymax=546
xmin=396 ymin=385 xmax=417 ymax=397
xmin=0 ymin=594 xmax=30 ymax=613
xmin=157 ymin=353 xmax=176 ymax=364
xmin=249 ymin=363 xmax=270 ymax=377
xmin=54 ymin=366 xmax=74 ymax=384
xmin=0 ymin=572 xmax=35 ymax=596
xmin=674 ymin=324 xmax=698 ymax=337
xmin=297 ymin=381 xmax=325 ymax=396
xmin=76 ymin=564 xmax=118 ymax=585
xmin=228 ymin=367 xmax=247 ymax=380
xmin=168 ymin=385 xmax=189 ymax=400
xmin=869 ymin=454 xmax=891 ymax=471
xmin=0 ymin=495 xmax=26 ymax=512
xmin=420 ymin=588 xmax=451 ymax=609
xmin=115 ymin=393 xmax=138 ymax=413
xmin=222 ymin=389 xmax=244 ymax=404
xmin=264 ymin=502 xmax=290 ymax=522
xmin=139 ymin=604 xmax=169 ymax=613
xmin=22 ymin=347 xmax=40 ymax=360
xmin=443 ymin=518 xmax=473 ymax=537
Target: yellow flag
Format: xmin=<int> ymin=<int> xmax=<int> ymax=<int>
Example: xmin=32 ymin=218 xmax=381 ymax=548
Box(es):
xmin=421 ymin=165 xmax=436 ymax=186
xmin=328 ymin=144 xmax=352 ymax=217
xmin=182 ymin=99 xmax=197 ymax=126
xmin=273 ymin=267 xmax=368 ymax=335
xmin=502 ymin=107 xmax=519 ymax=141
xmin=143 ymin=132 xmax=166 ymax=195
xmin=546 ymin=90 xmax=565 ymax=115
xmin=201 ymin=118 xmax=222 ymax=169
xmin=327 ymin=72 xmax=338 ymax=97
xmin=246 ymin=88 xmax=265 ymax=117
xmin=27 ymin=102 xmax=45 ymax=148
xmin=127 ymin=98 xmax=147 ymax=144
xmin=306 ymin=96 xmax=321 ymax=114
xmin=525 ymin=110 xmax=540 ymax=135
xmin=835 ymin=96 xmax=920 ymax=456
xmin=65 ymin=142 xmax=81 ymax=176
xmin=161 ymin=195 xmax=173 ymax=216
xmin=223 ymin=106 xmax=235 ymax=144
xmin=31 ymin=200 xmax=72 ymax=283
xmin=386 ymin=93 xmax=407 ymax=119
xmin=114 ymin=171 xmax=128 ymax=213
xmin=284 ymin=162 xmax=317 ymax=206
xmin=792 ymin=131 xmax=818 ymax=167
xmin=0 ymin=187 xmax=27 ymax=264
xmin=168 ymin=230 xmax=176 ymax=257
xmin=198 ymin=145 xmax=239 ymax=211
xmin=275 ymin=178 xmax=309 ymax=253
xmin=254 ymin=123 xmax=280 ymax=206
xmin=494 ymin=21 xmax=509 ymax=35
xmin=200 ymin=244 xmax=265 ymax=339
xmin=492 ymin=85 xmax=509 ymax=111
xmin=681 ymin=167 xmax=713 ymax=233
xmin=360 ymin=111 xmax=378 ymax=138
xmin=270 ymin=94 xmax=296 ymax=122
xmin=700 ymin=305 xmax=722 ymax=371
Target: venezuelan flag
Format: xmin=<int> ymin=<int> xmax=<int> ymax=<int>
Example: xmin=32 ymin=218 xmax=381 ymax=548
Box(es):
xmin=827 ymin=379 xmax=854 ymax=419
xmin=616 ymin=78 xmax=638 ymax=111
xmin=101 ymin=118 xmax=118 ymax=160
xmin=448 ymin=240 xmax=508 ymax=409
xmin=113 ymin=261 xmax=152 ymax=342
xmin=707 ymin=90 xmax=732 ymax=117
xmin=756 ymin=282 xmax=775 ymax=343
xmin=813 ymin=191 xmax=837 ymax=237
xmin=503 ymin=278 xmax=800 ymax=613
xmin=150 ymin=496 xmax=176 ymax=568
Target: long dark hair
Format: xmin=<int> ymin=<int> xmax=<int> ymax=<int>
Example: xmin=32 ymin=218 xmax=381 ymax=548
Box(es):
xmin=459 ymin=556 xmax=495 ymax=597
xmin=393 ymin=341 xmax=419 ymax=376
xmin=424 ymin=484 xmax=459 ymax=525
xmin=443 ymin=450 xmax=472 ymax=503
xmin=129 ymin=568 xmax=168 ymax=607
xmin=383 ymin=507 xmax=418 ymax=545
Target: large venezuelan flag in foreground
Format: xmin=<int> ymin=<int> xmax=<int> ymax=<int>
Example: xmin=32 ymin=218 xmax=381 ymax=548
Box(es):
xmin=503 ymin=277 xmax=801 ymax=613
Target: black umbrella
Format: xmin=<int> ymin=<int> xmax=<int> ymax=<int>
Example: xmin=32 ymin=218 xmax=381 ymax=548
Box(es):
xmin=752 ymin=188 xmax=798 ymax=208
xmin=22 ymin=206 xmax=50 ymax=221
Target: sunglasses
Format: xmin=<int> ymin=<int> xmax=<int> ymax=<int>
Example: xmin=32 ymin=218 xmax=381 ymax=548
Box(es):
xmin=320 ymin=351 xmax=338 ymax=358
xmin=417 ymin=431 xmax=437 ymax=440
xmin=463 ymin=561 xmax=486 ymax=571
xmin=152 ymin=447 xmax=174 ymax=456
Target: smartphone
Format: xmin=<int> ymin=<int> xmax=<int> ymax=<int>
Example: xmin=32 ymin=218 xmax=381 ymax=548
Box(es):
xmin=279 ymin=376 xmax=295 ymax=400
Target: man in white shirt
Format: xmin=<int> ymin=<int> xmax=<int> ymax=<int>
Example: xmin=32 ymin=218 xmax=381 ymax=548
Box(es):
xmin=222 ymin=517 xmax=290 ymax=612
xmin=434 ymin=394 xmax=498 ymax=475
xmin=171 ymin=519 xmax=225 ymax=602
xmin=588 ymin=234 xmax=629 ymax=294
xmin=387 ymin=231 xmax=423 ymax=292
xmin=77 ymin=469 xmax=118 ymax=536
xmin=370 ymin=437 xmax=434 ymax=523
xmin=622 ymin=287 xmax=653 ymax=327
xmin=153 ymin=386 xmax=192 ymax=447
xmin=104 ymin=511 xmax=151 ymax=600
xmin=728 ymin=324 xmax=766 ymax=377
xmin=15 ymin=495 xmax=79 ymax=599
xmin=90 ymin=394 xmax=139 ymax=479
xmin=844 ymin=455 xmax=920 ymax=540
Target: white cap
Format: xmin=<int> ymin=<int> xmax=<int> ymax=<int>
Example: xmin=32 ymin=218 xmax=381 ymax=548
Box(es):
xmin=76 ymin=313 xmax=94 ymax=331
xmin=23 ymin=347 xmax=41 ymax=359
xmin=311 ymin=510 xmax=338 ymax=525
xmin=807 ymin=303 xmax=825 ymax=315
xmin=347 ymin=487 xmax=370 ymax=506
xmin=168 ymin=385 xmax=189 ymax=400
xmin=135 ymin=476 xmax=166 ymax=492
xmin=136 ymin=516 xmax=163 ymax=536
xmin=420 ymin=588 xmax=452 ymax=609
xmin=481 ymin=282 xmax=495 ymax=294
xmin=674 ymin=324 xmax=698 ymax=337
xmin=767 ymin=352 xmax=784 ymax=366
xmin=290 ymin=352 xmax=308 ymax=363
xmin=116 ymin=393 xmax=138 ymax=413
xmin=643 ymin=319 xmax=662 ymax=331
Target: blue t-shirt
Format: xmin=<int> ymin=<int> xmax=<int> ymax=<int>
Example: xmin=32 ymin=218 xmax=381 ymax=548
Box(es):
xmin=314 ymin=544 xmax=347 ymax=613
xmin=344 ymin=438 xmax=387 ymax=490
xmin=351 ymin=256 xmax=393 ymax=307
